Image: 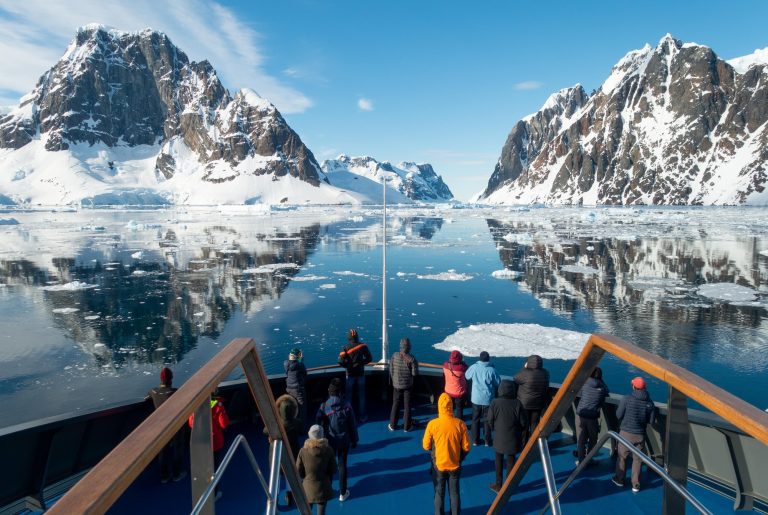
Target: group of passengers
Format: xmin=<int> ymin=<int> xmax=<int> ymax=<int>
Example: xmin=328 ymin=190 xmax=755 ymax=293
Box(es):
xmin=147 ymin=328 xmax=656 ymax=514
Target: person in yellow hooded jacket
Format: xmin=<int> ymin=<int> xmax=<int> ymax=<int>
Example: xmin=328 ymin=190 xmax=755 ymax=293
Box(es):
xmin=423 ymin=392 xmax=471 ymax=515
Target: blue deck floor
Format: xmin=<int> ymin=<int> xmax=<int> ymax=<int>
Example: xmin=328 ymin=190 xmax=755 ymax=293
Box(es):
xmin=99 ymin=398 xmax=745 ymax=515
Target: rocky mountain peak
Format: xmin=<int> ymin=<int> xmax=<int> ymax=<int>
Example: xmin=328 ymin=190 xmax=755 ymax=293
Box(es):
xmin=477 ymin=36 xmax=768 ymax=206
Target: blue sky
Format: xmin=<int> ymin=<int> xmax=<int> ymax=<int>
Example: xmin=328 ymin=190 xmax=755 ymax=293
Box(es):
xmin=1 ymin=0 xmax=767 ymax=199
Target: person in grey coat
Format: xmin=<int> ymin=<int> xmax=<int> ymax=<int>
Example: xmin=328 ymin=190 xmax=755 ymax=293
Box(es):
xmin=612 ymin=376 xmax=656 ymax=493
xmin=389 ymin=337 xmax=419 ymax=431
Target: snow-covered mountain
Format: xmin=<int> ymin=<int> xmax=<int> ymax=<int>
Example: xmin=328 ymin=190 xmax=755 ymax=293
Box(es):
xmin=321 ymin=155 xmax=454 ymax=202
xmin=0 ymin=25 xmax=367 ymax=206
xmin=475 ymin=35 xmax=768 ymax=206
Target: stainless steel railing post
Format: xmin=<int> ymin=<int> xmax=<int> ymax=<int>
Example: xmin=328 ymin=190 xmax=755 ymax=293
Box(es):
xmin=266 ymin=439 xmax=283 ymax=515
xmin=537 ymin=437 xmax=562 ymax=515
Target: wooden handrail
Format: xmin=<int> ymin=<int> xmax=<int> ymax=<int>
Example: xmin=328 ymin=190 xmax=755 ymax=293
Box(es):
xmin=48 ymin=338 xmax=311 ymax=515
xmin=488 ymin=333 xmax=768 ymax=514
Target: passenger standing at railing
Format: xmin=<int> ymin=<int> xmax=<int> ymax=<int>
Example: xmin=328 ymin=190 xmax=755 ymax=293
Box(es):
xmin=264 ymin=394 xmax=303 ymax=507
xmin=297 ymin=424 xmax=338 ymax=515
xmin=145 ymin=367 xmax=186 ymax=483
xmin=389 ymin=337 xmax=419 ymax=432
xmin=612 ymin=376 xmax=656 ymax=493
xmin=487 ymin=379 xmax=528 ymax=492
xmin=423 ymin=392 xmax=471 ymax=515
xmin=338 ymin=328 xmax=372 ymax=422
xmin=513 ymin=354 xmax=550 ymax=445
xmin=465 ymin=351 xmax=500 ymax=446
xmin=188 ymin=391 xmax=230 ymax=500
xmin=285 ymin=347 xmax=308 ymax=427
xmin=575 ymin=367 xmax=609 ymax=465
xmin=316 ymin=378 xmax=358 ymax=502
xmin=443 ymin=350 xmax=469 ymax=419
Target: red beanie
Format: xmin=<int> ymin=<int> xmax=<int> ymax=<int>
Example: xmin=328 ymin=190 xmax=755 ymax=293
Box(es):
xmin=160 ymin=367 xmax=173 ymax=385
xmin=631 ymin=376 xmax=646 ymax=389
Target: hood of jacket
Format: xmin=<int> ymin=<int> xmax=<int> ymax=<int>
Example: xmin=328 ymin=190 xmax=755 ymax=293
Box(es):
xmin=526 ymin=355 xmax=543 ymax=369
xmin=498 ymin=379 xmax=517 ymax=399
xmin=449 ymin=350 xmax=463 ymax=364
xmin=303 ymin=437 xmax=329 ymax=450
xmin=437 ymin=392 xmax=454 ymax=418
xmin=276 ymin=394 xmax=298 ymax=422
xmin=632 ymin=388 xmax=650 ymax=401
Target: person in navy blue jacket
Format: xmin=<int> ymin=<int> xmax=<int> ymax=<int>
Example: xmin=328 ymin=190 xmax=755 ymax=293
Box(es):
xmin=465 ymin=351 xmax=501 ymax=446
xmin=285 ymin=347 xmax=308 ymax=426
xmin=575 ymin=367 xmax=609 ymax=464
xmin=612 ymin=376 xmax=656 ymax=493
xmin=316 ymin=378 xmax=358 ymax=502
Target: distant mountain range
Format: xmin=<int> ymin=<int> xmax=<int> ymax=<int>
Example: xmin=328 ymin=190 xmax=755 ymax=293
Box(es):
xmin=475 ymin=35 xmax=768 ymax=205
xmin=0 ymin=25 xmax=453 ymax=206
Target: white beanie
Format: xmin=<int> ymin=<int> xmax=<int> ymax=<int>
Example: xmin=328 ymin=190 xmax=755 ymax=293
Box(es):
xmin=308 ymin=424 xmax=324 ymax=440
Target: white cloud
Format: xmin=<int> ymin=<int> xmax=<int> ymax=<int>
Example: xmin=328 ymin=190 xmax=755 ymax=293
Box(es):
xmin=514 ymin=80 xmax=544 ymax=91
xmin=0 ymin=0 xmax=312 ymax=113
xmin=357 ymin=97 xmax=374 ymax=111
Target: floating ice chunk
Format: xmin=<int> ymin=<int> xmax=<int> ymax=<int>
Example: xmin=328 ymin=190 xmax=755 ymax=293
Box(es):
xmin=125 ymin=220 xmax=162 ymax=230
xmin=586 ymin=245 xmax=595 ymax=251
xmin=242 ymin=263 xmax=300 ymax=274
xmin=416 ymin=270 xmax=473 ymax=281
xmin=94 ymin=343 xmax=106 ymax=350
xmin=319 ymin=283 xmax=337 ymax=289
xmin=42 ymin=281 xmax=97 ymax=291
xmin=434 ymin=323 xmax=589 ymax=360
xmin=697 ymin=283 xmax=758 ymax=303
xmin=291 ymin=275 xmax=329 ymax=281
xmin=84 ymin=315 xmax=100 ymax=320
xmin=131 ymin=251 xmax=143 ymax=259
xmin=491 ymin=269 xmax=522 ymax=279
xmin=396 ymin=272 xmax=409 ymax=277
xmin=560 ymin=265 xmax=599 ymax=275
xmin=333 ymin=271 xmax=368 ymax=277
xmin=503 ymin=232 xmax=532 ymax=244
xmin=53 ymin=307 xmax=80 ymax=314
xmin=131 ymin=270 xmax=148 ymax=276
xmin=193 ymin=312 xmax=204 ymax=317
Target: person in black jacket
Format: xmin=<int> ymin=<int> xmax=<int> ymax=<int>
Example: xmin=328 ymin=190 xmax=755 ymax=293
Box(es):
xmin=146 ymin=367 xmax=185 ymax=483
xmin=338 ymin=329 xmax=372 ymax=422
xmin=612 ymin=376 xmax=655 ymax=493
xmin=316 ymin=378 xmax=359 ymax=501
xmin=513 ymin=354 xmax=550 ymax=445
xmin=575 ymin=367 xmax=609 ymax=464
xmin=264 ymin=394 xmax=304 ymax=506
xmin=487 ymin=380 xmax=528 ymax=492
xmin=285 ymin=347 xmax=308 ymax=426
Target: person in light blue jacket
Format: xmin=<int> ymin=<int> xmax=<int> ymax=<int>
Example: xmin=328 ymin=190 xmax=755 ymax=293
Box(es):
xmin=465 ymin=351 xmax=501 ymax=446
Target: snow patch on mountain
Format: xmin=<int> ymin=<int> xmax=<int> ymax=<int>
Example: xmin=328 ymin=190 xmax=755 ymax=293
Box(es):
xmin=728 ymin=47 xmax=768 ymax=74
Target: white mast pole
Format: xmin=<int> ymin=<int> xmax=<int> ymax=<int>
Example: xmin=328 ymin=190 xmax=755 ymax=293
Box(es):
xmin=381 ymin=173 xmax=388 ymax=363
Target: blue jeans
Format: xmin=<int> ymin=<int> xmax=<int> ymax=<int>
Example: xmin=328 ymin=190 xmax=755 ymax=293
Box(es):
xmin=345 ymin=375 xmax=366 ymax=418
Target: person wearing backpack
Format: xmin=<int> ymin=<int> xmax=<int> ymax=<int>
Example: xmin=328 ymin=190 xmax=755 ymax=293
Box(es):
xmin=316 ymin=378 xmax=359 ymax=502
xmin=338 ymin=329 xmax=373 ymax=422
xmin=443 ymin=350 xmax=468 ymax=419
xmin=389 ymin=337 xmax=419 ymax=431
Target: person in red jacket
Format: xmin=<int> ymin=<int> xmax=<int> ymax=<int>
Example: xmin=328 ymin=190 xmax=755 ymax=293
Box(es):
xmin=189 ymin=393 xmax=230 ymax=497
xmin=443 ymin=350 xmax=468 ymax=419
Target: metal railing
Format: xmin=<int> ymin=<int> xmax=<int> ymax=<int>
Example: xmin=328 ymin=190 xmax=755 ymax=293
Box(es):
xmin=47 ymin=338 xmax=312 ymax=515
xmin=488 ymin=333 xmax=768 ymax=515
xmin=538 ymin=431 xmax=712 ymax=515
xmin=191 ymin=434 xmax=272 ymax=515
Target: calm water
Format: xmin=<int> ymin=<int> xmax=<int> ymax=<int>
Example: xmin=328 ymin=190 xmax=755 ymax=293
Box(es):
xmin=1 ymin=205 xmax=767 ymax=428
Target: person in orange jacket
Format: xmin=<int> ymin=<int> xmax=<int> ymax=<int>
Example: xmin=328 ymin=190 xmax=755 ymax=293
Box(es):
xmin=423 ymin=392 xmax=471 ymax=515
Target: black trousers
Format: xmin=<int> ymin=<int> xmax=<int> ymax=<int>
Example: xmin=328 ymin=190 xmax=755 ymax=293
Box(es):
xmin=433 ymin=466 xmax=461 ymax=515
xmin=576 ymin=416 xmax=600 ymax=461
xmin=158 ymin=430 xmax=184 ymax=481
xmin=522 ymin=408 xmax=543 ymax=446
xmin=451 ymin=396 xmax=464 ymax=419
xmin=494 ymin=452 xmax=515 ymax=485
xmin=390 ymin=387 xmax=412 ymax=429
xmin=311 ymin=502 xmax=327 ymax=515
xmin=471 ymin=404 xmax=491 ymax=445
xmin=336 ymin=446 xmax=349 ymax=493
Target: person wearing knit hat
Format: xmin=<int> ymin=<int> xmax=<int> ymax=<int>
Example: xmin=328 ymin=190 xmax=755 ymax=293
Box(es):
xmin=285 ymin=347 xmax=308 ymax=427
xmin=612 ymin=376 xmax=656 ymax=493
xmin=442 ymin=350 xmax=469 ymax=419
xmin=297 ymin=424 xmax=337 ymax=514
xmin=465 ymin=351 xmax=500 ymax=446
xmin=338 ymin=329 xmax=373 ymax=422
xmin=316 ymin=377 xmax=358 ymax=502
xmin=145 ymin=367 xmax=185 ymax=483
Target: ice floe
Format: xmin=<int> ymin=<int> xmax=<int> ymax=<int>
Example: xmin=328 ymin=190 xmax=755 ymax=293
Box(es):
xmin=416 ymin=270 xmax=473 ymax=281
xmin=319 ymin=283 xmax=337 ymax=289
xmin=52 ymin=307 xmax=80 ymax=314
xmin=242 ymin=263 xmax=300 ymax=274
xmin=291 ymin=275 xmax=329 ymax=281
xmin=697 ymin=283 xmax=758 ymax=303
xmin=42 ymin=281 xmax=97 ymax=291
xmin=560 ymin=265 xmax=599 ymax=275
xmin=131 ymin=251 xmax=143 ymax=259
xmin=491 ymin=269 xmax=522 ymax=279
xmin=333 ymin=271 xmax=368 ymax=277
xmin=434 ymin=323 xmax=590 ymax=360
